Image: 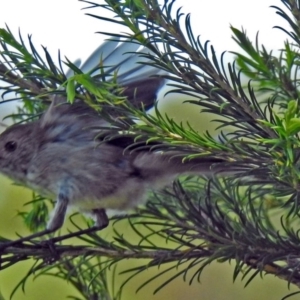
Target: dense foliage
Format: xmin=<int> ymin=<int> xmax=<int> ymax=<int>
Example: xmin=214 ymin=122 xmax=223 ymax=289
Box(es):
xmin=1 ymin=0 xmax=300 ymax=299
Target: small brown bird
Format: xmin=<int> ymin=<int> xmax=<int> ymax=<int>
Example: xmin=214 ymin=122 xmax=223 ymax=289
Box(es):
xmin=0 ymin=40 xmax=224 ymax=237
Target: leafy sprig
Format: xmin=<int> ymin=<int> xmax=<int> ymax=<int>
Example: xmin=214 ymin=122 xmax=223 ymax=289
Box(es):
xmin=1 ymin=0 xmax=300 ymax=299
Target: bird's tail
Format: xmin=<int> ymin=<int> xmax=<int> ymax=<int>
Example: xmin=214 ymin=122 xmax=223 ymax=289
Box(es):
xmin=132 ymin=150 xmax=260 ymax=181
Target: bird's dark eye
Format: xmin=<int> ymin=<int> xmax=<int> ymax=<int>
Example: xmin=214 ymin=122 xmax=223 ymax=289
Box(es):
xmin=5 ymin=141 xmax=17 ymax=152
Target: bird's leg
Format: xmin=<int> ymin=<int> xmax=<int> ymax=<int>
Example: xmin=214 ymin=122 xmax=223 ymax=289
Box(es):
xmin=0 ymin=191 xmax=109 ymax=252
xmin=0 ymin=191 xmax=69 ymax=250
xmin=93 ymin=208 xmax=109 ymax=228
xmin=46 ymin=191 xmax=69 ymax=231
xmin=47 ymin=208 xmax=109 ymax=243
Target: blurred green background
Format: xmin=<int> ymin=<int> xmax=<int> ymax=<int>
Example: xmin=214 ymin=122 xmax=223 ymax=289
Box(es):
xmin=0 ymin=93 xmax=299 ymax=299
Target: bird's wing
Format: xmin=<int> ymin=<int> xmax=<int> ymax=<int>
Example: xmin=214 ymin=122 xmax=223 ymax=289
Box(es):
xmin=66 ymin=39 xmax=166 ymax=110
